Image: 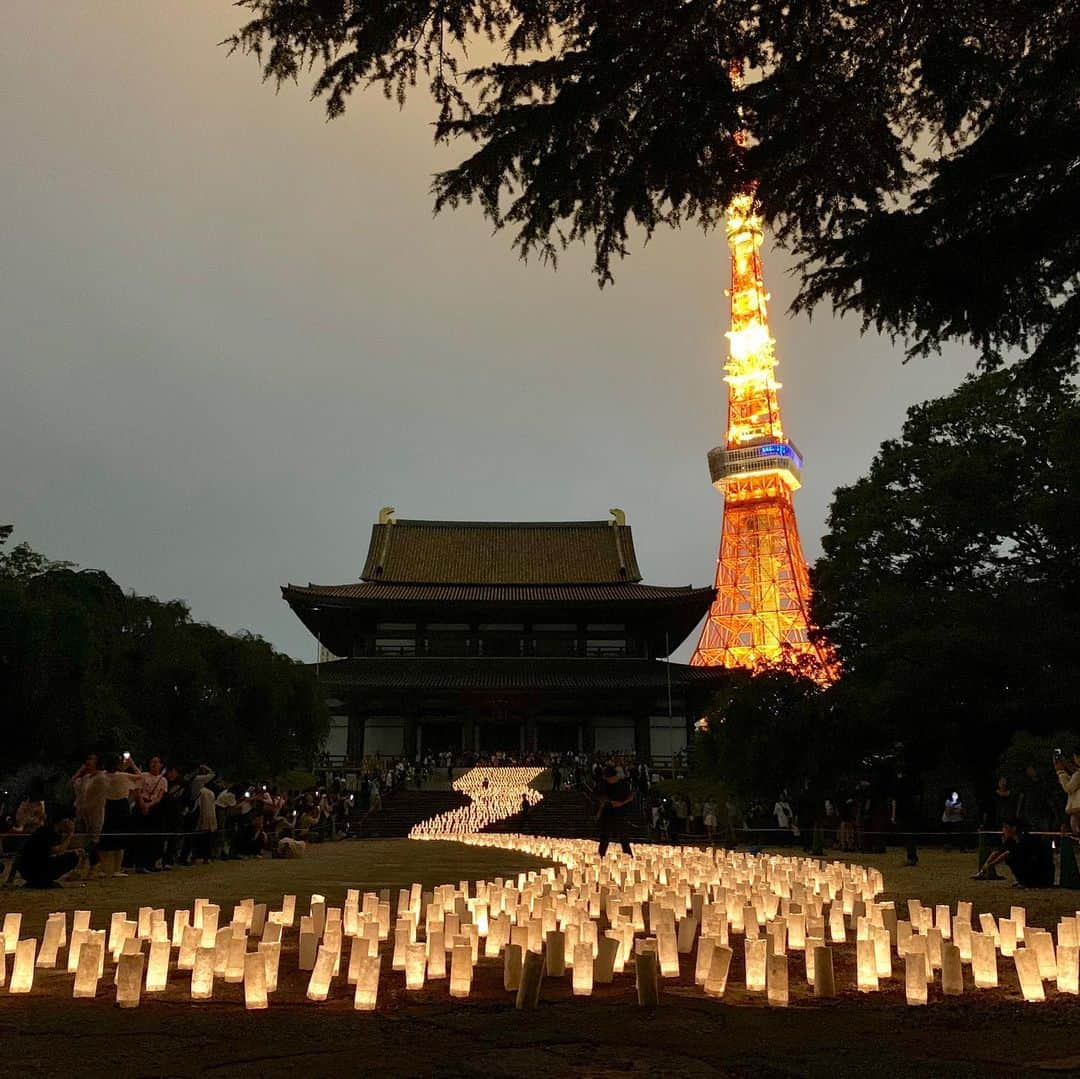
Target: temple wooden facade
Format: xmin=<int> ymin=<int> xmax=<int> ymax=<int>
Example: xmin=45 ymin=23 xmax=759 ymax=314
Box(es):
xmin=283 ymin=512 xmax=727 ymax=761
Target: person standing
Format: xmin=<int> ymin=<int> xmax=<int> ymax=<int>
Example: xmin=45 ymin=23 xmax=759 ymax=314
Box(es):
xmin=596 ymin=766 xmax=634 ymax=857
xmin=134 ymin=756 xmax=167 ymax=872
xmin=97 ymin=755 xmax=142 ymax=876
xmin=1054 ymin=751 xmax=1080 ymax=835
xmin=71 ymin=755 xmax=108 ymax=851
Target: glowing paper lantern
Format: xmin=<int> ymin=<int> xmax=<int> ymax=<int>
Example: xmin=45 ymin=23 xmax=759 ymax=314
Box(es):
xmin=354 ymin=954 xmax=380 ymax=1011
xmin=787 ymin=913 xmax=806 ymax=952
xmin=38 ymin=915 xmax=64 ymax=969
xmin=657 ymin=930 xmax=680 ymax=978
xmin=405 ymin=943 xmax=427 ymax=990
xmin=212 ymin=928 xmax=231 ymax=976
xmin=73 ymin=940 xmax=102 ymax=999
xmin=704 ymin=945 xmax=732 ymax=998
xmin=225 ymin=936 xmax=247 ymax=984
xmin=199 ymin=906 xmax=220 ymax=950
xmin=146 ymin=940 xmax=170 ymax=992
xmin=1055 ymin=945 xmax=1078 ymax=995
xmin=857 ymin=938 xmax=879 ymax=992
xmin=73 ymin=910 xmax=91 ymax=934
xmin=260 ymin=940 xmax=281 ymax=994
xmin=745 ymin=938 xmax=767 ymax=992
xmin=676 ymin=916 xmax=697 ymax=954
xmin=449 ymin=942 xmax=473 ymax=998
xmin=172 ymin=910 xmax=190 ymax=948
xmin=635 ymin=950 xmax=660 ymax=1006
xmin=115 ymin=951 xmax=144 ymax=1008
xmin=244 ymin=951 xmax=268 ymax=1010
xmin=812 ymin=946 xmax=836 ymax=998
xmin=545 ymin=930 xmax=566 ymax=977
xmin=1028 ymin=929 xmax=1057 ymax=981
xmin=281 ymin=895 xmax=297 ymax=927
xmin=594 ymin=934 xmax=619 ymax=985
xmin=503 ymin=942 xmax=523 ymax=991
xmin=298 ymin=920 xmax=318 ymax=972
xmin=178 ymin=925 xmax=201 ymax=970
xmin=1009 ymin=905 xmax=1026 ymax=942
xmin=307 ymin=945 xmax=336 ymax=1002
xmin=828 ymin=903 xmax=846 ymax=944
xmin=1014 ymin=949 xmax=1045 ymax=1002
xmin=427 ymin=932 xmax=447 ymax=980
xmin=767 ymin=953 xmax=789 ymax=1006
xmin=8 ymin=938 xmax=34 ymax=994
xmin=999 ymin=919 xmax=1017 ymax=957
xmin=904 ymin=953 xmax=927 ymax=1005
xmin=872 ymin=926 xmax=892 ymax=980
xmin=695 ymin=935 xmax=717 ymax=986
xmin=935 ymin=904 xmax=952 ymax=941
xmin=191 ymin=946 xmax=215 ymax=1000
xmin=137 ymin=907 xmax=153 ymax=939
xmin=941 ymin=943 xmax=963 ymax=996
xmin=2 ymin=914 xmax=22 ymax=953
xmin=572 ymin=944 xmax=593 ymax=995
xmin=971 ymin=933 xmax=997 ymax=989
xmin=954 ymin=919 xmax=973 ymax=963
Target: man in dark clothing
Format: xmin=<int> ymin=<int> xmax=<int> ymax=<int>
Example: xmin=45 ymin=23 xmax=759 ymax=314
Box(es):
xmin=974 ymin=819 xmax=1055 ymax=887
xmin=17 ymin=818 xmax=81 ymax=888
xmin=596 ymin=767 xmax=634 ymax=857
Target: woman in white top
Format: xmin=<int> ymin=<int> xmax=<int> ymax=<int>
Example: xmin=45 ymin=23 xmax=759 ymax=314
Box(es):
xmin=97 ymin=754 xmax=143 ymax=876
xmin=1055 ymin=751 xmax=1080 ymax=834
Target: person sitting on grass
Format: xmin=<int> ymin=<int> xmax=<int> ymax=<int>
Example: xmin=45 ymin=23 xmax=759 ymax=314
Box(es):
xmin=973 ymin=818 xmax=1054 ymax=888
xmin=16 ymin=817 xmax=82 ymax=889
xmin=232 ymin=813 xmax=269 ymax=858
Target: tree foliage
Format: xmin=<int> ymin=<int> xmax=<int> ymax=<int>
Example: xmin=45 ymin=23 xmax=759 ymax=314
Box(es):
xmin=0 ymin=528 xmax=327 ymax=778
xmin=229 ymin=1 xmax=1080 ymax=368
xmin=811 ymin=368 xmax=1080 ymax=792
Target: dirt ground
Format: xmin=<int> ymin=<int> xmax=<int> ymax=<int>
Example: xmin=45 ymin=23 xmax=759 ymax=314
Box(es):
xmin=1 ymin=840 xmax=1078 ymax=1078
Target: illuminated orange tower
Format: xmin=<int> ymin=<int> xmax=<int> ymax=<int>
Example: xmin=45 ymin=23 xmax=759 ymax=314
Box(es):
xmin=690 ymin=191 xmax=831 ymax=676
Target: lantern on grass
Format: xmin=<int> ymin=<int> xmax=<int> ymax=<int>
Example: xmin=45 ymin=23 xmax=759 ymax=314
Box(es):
xmin=354 ymin=954 xmax=380 ymax=1011
xmin=73 ymin=940 xmax=102 ymax=999
xmin=9 ymin=938 xmax=36 ymax=994
xmin=191 ymin=946 xmax=215 ymax=1000
xmin=307 ymin=946 xmax=336 ymax=1002
xmin=657 ymin=931 xmax=679 ymax=978
xmin=178 ymin=925 xmax=201 ymax=970
xmin=1009 ymin=905 xmax=1026 ymax=942
xmin=146 ymin=941 xmax=170 ymax=992
xmin=299 ymin=920 xmax=318 ymax=972
xmin=1014 ymin=949 xmax=1045 ymax=1002
xmin=405 ymin=943 xmax=427 ymax=990
xmin=260 ymin=940 xmax=281 ymax=994
xmin=73 ymin=910 xmax=91 ymax=934
xmin=828 ymin=903 xmax=846 ymax=944
xmin=767 ymin=953 xmax=789 ymax=1007
xmin=941 ymin=943 xmax=963 ymax=996
xmin=1055 ymin=945 xmax=1078 ymax=995
xmin=137 ymin=907 xmax=153 ymax=939
xmin=594 ymin=934 xmax=619 ymax=985
xmin=281 ymin=895 xmax=297 ymax=927
xmin=634 ymin=950 xmax=660 ymax=1006
xmin=971 ymin=933 xmax=997 ymax=989
xmin=449 ymin=942 xmax=473 ymax=998
xmin=545 ymin=930 xmax=566 ymax=977
xmin=199 ymin=906 xmax=220 ymax=949
xmin=1027 ymin=929 xmax=1057 ymax=981
xmin=243 ymin=951 xmax=268 ymax=1010
xmin=38 ymin=914 xmax=64 ymax=969
xmin=427 ymin=932 xmax=447 ymax=980
xmin=999 ymin=919 xmax=1017 ymax=957
xmin=856 ymin=938 xmax=879 ymax=992
xmin=391 ymin=925 xmax=409 ymax=972
xmin=225 ymin=936 xmax=247 ymax=984
xmin=504 ymin=942 xmax=523 ymax=991
xmin=704 ymin=945 xmax=732 ymax=998
xmin=572 ymin=944 xmax=593 ymax=996
xmin=872 ymin=926 xmax=892 ymax=979
xmin=115 ymin=951 xmax=144 ymax=1009
xmin=926 ymin=927 xmax=943 ymax=971
xmin=904 ymin=954 xmax=927 ymax=1006
xmin=516 ymin=949 xmax=544 ymax=1009
xmin=954 ymin=919 xmax=973 ymax=963
xmin=787 ymin=913 xmax=806 ymax=952
xmin=695 ymin=936 xmax=717 ymax=986
xmin=2 ymin=914 xmax=21 ymax=952
xmin=212 ymin=928 xmax=231 ymax=976
xmin=172 ymin=910 xmax=190 ymax=948
xmin=745 ymin=937 xmax=767 ymax=992
xmin=812 ymin=945 xmax=836 ymax=999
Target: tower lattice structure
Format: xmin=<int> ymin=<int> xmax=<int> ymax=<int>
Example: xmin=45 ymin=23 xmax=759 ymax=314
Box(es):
xmin=690 ymin=192 xmax=832 ymax=677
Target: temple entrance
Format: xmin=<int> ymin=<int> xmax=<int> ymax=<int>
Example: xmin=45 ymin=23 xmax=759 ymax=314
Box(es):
xmin=477 ymin=722 xmax=523 ymax=753
xmin=536 ymin=722 xmax=580 ymax=754
xmin=418 ymin=721 xmax=462 ymax=755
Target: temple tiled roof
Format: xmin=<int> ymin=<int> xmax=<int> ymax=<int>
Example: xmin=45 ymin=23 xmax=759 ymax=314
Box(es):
xmin=315 ymin=657 xmax=728 ymax=691
xmin=283 ymin=582 xmax=712 ymax=605
xmin=359 ymin=519 xmax=642 ymax=584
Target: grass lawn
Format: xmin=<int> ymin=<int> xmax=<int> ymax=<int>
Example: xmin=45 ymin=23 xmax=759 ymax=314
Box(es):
xmin=0 ymin=839 xmax=1077 ymax=1079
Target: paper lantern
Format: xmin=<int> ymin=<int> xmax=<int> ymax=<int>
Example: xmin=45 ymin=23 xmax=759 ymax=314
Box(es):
xmin=260 ymin=940 xmax=281 ymax=994
xmin=1028 ymin=929 xmax=1057 ymax=980
xmin=745 ymin=937 xmax=767 ymax=992
xmin=1009 ymin=905 xmax=1026 ymax=942
xmin=262 ymin=920 xmax=283 ymax=947
xmin=926 ymin=927 xmax=943 ymax=971
xmin=1055 ymin=944 xmax=1078 ymax=995
xmin=1058 ymin=917 xmax=1078 ymax=949
xmin=503 ymin=942 xmax=523 ymax=991
xmin=212 ymin=928 xmax=231 ymax=976
xmin=704 ymin=945 xmax=732 ymax=998
xmin=225 ymin=936 xmax=247 ymax=984
xmin=695 ymin=935 xmax=717 ymax=986
xmin=280 ymin=895 xmax=296 ymax=927
xmin=427 ymin=931 xmax=447 ymax=980
xmin=449 ymin=942 xmax=473 ymax=998
xmin=971 ymin=933 xmax=997 ymax=989
xmin=935 ymin=904 xmax=952 ymax=941
xmin=38 ymin=915 xmax=64 ymax=969
xmin=145 ymin=940 xmax=170 ymax=992
xmin=594 ymin=934 xmax=619 ymax=985
xmin=115 ymin=951 xmax=144 ymax=1008
xmin=978 ymin=913 xmax=999 ymax=946
xmin=676 ymin=916 xmax=697 ymax=954
xmin=572 ymin=944 xmax=593 ymax=995
xmin=73 ymin=940 xmax=102 ymax=999
xmin=2 ymin=914 xmax=22 ymax=954
xmin=828 ymin=903 xmax=846 ymax=944
xmin=299 ymin=923 xmax=318 ymax=972
xmin=238 ymin=951 xmax=267 ymax=1010
xmin=8 ymin=937 xmax=36 ymax=994
xmin=787 ymin=913 xmax=806 ymax=952
xmin=941 ymin=943 xmax=963 ymax=996
xmin=73 ymin=910 xmax=91 ymax=934
xmin=657 ymin=930 xmax=679 ymax=978
xmin=516 ymin=948 xmax=544 ymax=1009
xmin=904 ymin=953 xmax=927 ymax=1005
xmin=1014 ymin=949 xmax=1045 ymax=1002
xmin=545 ymin=930 xmax=566 ymax=977
xmin=954 ymin=919 xmax=973 ymax=963
xmin=767 ymin=953 xmax=789 ymax=1007
xmin=199 ymin=906 xmax=220 ymax=950
xmin=812 ymin=945 xmax=836 ymax=998
xmin=353 ymin=954 xmax=380 ymax=1011
xmin=251 ymin=904 xmax=267 ymax=936
xmin=998 ymin=918 xmax=1017 ymax=957
xmin=405 ymin=942 xmax=427 ymax=990
xmin=191 ymin=946 xmax=215 ymax=1000
xmin=635 ymin=950 xmax=660 ymax=1006
xmin=178 ymin=925 xmax=201 ymax=970
xmin=857 ymin=938 xmax=879 ymax=992
xmin=306 ymin=945 xmax=336 ymax=1002
xmin=871 ymin=926 xmax=892 ymax=979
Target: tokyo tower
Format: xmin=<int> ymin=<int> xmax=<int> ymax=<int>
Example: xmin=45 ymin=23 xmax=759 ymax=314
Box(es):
xmin=690 ymin=190 xmax=832 ymax=677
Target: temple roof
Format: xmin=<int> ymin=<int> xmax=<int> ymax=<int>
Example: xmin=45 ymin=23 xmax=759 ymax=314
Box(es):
xmin=359 ymin=519 xmax=642 ymax=584
xmin=315 ymin=657 xmax=728 ymax=691
xmin=284 ymin=582 xmax=710 ymax=605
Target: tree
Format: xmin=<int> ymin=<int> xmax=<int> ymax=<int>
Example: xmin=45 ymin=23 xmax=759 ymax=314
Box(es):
xmin=230 ymin=1 xmax=1080 ymax=369
xmin=811 ymin=367 xmax=1080 ymax=797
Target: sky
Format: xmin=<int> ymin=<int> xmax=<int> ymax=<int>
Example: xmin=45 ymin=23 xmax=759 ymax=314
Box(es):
xmin=1 ymin=2 xmax=978 ymax=662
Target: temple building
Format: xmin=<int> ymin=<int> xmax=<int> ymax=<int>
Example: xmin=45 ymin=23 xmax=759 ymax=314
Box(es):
xmin=283 ymin=510 xmax=727 ymax=762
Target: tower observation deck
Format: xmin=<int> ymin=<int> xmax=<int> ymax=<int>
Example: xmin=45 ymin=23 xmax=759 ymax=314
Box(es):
xmin=690 ymin=192 xmax=833 ymax=678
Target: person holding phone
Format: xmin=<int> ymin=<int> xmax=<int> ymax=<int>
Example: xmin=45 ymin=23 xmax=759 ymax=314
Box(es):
xmin=1054 ymin=750 xmax=1080 ymax=835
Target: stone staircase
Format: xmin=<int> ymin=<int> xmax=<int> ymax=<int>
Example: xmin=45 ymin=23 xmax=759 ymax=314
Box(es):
xmin=357 ymin=789 xmax=470 ymax=838
xmin=482 ymin=789 xmax=651 ymax=841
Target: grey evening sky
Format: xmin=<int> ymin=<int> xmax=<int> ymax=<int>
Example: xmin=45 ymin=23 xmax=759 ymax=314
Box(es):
xmin=2 ymin=2 xmax=975 ymax=662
